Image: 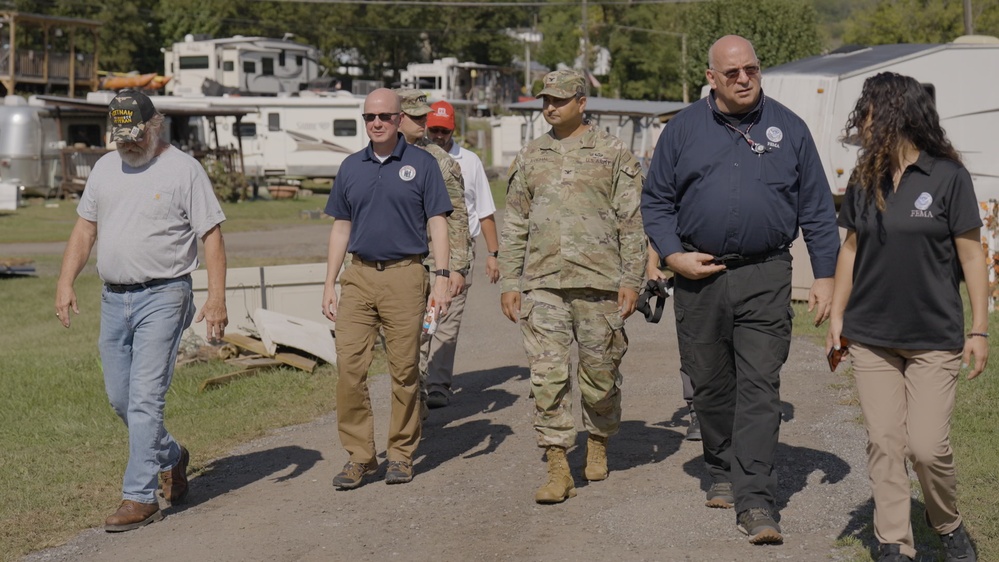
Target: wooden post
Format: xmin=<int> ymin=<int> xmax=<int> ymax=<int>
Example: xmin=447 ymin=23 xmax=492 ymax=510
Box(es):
xmin=68 ymin=28 xmax=75 ymax=97
xmin=42 ymin=23 xmax=49 ymax=87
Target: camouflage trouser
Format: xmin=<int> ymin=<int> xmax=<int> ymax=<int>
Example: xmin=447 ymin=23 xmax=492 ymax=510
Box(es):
xmin=519 ymin=288 xmax=627 ymax=448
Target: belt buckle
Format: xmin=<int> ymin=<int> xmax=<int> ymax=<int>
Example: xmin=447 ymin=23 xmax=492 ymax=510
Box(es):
xmin=375 ymin=261 xmax=385 ymax=271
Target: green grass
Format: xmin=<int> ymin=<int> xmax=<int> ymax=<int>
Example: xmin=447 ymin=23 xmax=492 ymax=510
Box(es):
xmin=0 ymin=195 xmax=331 ymax=244
xmin=793 ymin=302 xmax=999 ymax=562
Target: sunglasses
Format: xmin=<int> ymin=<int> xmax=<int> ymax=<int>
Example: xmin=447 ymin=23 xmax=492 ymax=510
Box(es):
xmin=711 ymin=65 xmax=761 ymax=80
xmin=361 ymin=112 xmax=400 ymax=123
xmin=428 ymin=127 xmax=452 ymax=135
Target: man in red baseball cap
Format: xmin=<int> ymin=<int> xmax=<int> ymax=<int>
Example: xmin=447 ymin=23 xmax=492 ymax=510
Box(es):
xmin=423 ymin=100 xmax=500 ymax=410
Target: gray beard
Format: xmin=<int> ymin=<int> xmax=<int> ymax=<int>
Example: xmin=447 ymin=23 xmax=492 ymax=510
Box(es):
xmin=117 ymin=139 xmax=159 ymax=168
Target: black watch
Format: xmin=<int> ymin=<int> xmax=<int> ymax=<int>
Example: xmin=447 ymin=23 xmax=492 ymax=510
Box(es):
xmin=489 ymin=250 xmax=499 ymax=258
xmin=456 ymin=268 xmax=469 ymax=277
xmin=433 ymin=269 xmax=451 ymax=278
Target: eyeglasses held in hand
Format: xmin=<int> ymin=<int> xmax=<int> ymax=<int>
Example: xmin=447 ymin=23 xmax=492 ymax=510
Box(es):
xmin=361 ymin=112 xmax=400 ymax=123
xmin=711 ymin=65 xmax=761 ymax=80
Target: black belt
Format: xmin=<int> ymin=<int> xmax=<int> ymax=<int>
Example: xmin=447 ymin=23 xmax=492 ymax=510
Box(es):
xmin=682 ymin=243 xmax=790 ymax=269
xmin=351 ymin=254 xmax=423 ymax=271
xmin=105 ymin=276 xmax=187 ymax=293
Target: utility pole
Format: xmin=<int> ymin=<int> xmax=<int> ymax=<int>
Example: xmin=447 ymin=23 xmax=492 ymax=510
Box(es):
xmin=964 ymin=0 xmax=974 ymax=35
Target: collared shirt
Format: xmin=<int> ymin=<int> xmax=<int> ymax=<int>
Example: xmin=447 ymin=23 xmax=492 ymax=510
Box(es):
xmin=325 ymin=134 xmax=452 ymax=262
xmin=447 ymin=141 xmax=497 ymax=238
xmin=500 ymin=125 xmax=646 ymax=294
xmin=642 ymin=92 xmax=840 ymax=278
xmin=840 ymin=152 xmax=981 ymax=349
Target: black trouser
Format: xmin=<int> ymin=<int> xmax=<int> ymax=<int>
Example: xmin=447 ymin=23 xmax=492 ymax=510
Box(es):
xmin=673 ymin=256 xmax=792 ymax=513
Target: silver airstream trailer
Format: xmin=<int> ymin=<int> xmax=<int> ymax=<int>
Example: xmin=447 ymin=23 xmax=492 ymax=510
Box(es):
xmin=0 ymin=95 xmax=106 ymax=197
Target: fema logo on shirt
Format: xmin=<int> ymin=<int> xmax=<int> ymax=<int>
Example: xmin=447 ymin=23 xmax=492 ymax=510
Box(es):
xmin=766 ymin=126 xmax=782 ymax=149
xmin=912 ymin=192 xmax=934 ymax=218
xmin=399 ymin=165 xmax=416 ymax=181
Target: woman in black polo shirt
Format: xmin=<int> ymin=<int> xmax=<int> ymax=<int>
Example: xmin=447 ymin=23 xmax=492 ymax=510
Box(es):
xmin=827 ymin=72 xmax=988 ymax=562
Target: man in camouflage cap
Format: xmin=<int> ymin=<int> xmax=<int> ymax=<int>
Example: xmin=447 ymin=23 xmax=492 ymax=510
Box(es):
xmin=393 ymin=88 xmax=471 ymax=416
xmin=499 ymin=69 xmax=646 ymax=504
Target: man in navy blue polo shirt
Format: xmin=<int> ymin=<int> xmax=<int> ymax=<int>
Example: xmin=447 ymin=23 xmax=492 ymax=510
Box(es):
xmin=642 ymin=35 xmax=839 ymax=545
xmin=322 ymin=88 xmax=453 ymax=490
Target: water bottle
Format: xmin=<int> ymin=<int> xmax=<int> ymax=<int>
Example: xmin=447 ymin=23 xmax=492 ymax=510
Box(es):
xmin=422 ymin=299 xmax=438 ymax=335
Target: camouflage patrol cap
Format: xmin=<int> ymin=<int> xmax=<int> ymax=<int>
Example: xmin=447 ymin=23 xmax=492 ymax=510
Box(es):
xmin=394 ymin=88 xmax=431 ymax=116
xmin=108 ymin=89 xmax=157 ymax=143
xmin=538 ymin=69 xmax=585 ymax=99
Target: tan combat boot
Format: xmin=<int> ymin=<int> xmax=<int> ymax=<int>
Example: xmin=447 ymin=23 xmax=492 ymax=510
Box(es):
xmin=584 ymin=434 xmax=608 ymax=481
xmin=535 ymin=446 xmax=576 ymax=504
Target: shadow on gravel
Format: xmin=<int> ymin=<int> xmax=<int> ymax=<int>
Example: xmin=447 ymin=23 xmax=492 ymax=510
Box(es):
xmin=839 ymin=496 xmax=967 ymax=562
xmin=415 ymin=366 xmax=526 ymax=476
xmin=436 ymin=365 xmax=529 ymax=425
xmin=566 ymin=419 xmax=685 ymax=486
xmin=680 ymin=439 xmax=852 ymax=511
xmin=171 ymin=445 xmax=323 ymax=513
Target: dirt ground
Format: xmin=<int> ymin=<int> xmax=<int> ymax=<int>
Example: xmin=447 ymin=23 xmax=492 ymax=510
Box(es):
xmin=17 ymin=221 xmax=881 ymax=562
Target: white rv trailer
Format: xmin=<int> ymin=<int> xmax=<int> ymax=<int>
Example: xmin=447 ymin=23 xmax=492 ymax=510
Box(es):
xmin=751 ymin=39 xmax=999 ymax=299
xmin=164 ymin=35 xmax=321 ymax=97
xmin=167 ymin=91 xmax=367 ymax=179
xmin=761 ymin=40 xmax=999 ymax=202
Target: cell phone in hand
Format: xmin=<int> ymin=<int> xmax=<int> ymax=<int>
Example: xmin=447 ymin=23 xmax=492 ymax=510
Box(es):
xmin=827 ymin=337 xmax=849 ymax=372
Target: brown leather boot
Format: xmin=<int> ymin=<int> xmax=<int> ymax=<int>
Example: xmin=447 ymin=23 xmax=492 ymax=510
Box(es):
xmin=535 ymin=446 xmax=576 ymax=504
xmin=160 ymin=445 xmax=190 ymax=503
xmin=104 ymin=500 xmax=163 ymax=532
xmin=584 ymin=434 xmax=608 ymax=481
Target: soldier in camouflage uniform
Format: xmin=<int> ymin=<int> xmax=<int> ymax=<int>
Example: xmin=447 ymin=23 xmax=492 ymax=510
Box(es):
xmin=499 ymin=70 xmax=646 ymax=504
xmin=395 ymin=89 xmax=471 ymax=296
xmin=394 ymin=89 xmax=472 ymax=417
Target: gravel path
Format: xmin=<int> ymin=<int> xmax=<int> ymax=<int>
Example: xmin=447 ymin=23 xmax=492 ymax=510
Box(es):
xmin=20 ymin=224 xmax=878 ymax=562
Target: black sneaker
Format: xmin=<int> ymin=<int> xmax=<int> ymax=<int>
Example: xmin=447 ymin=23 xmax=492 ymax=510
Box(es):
xmin=426 ymin=391 xmax=449 ymax=409
xmin=705 ymin=481 xmax=734 ymax=508
xmin=736 ymin=507 xmax=783 ymax=545
xmin=385 ymin=460 xmax=414 ymax=484
xmin=877 ymin=543 xmax=914 ymax=561
xmin=685 ymin=410 xmax=702 ymax=441
xmin=940 ymin=524 xmax=977 ymax=562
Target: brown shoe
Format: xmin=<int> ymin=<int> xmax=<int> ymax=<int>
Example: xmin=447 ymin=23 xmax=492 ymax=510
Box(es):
xmin=385 ymin=460 xmax=414 ymax=484
xmin=160 ymin=446 xmax=190 ymax=503
xmin=332 ymin=460 xmax=378 ymax=490
xmin=104 ymin=500 xmax=162 ymax=532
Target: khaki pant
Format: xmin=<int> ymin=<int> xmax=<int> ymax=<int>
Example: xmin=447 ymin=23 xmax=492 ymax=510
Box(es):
xmin=850 ymin=342 xmax=963 ymax=559
xmin=520 ymin=288 xmax=626 ymax=448
xmin=420 ymin=244 xmax=475 ymax=395
xmin=335 ymin=258 xmax=428 ymax=464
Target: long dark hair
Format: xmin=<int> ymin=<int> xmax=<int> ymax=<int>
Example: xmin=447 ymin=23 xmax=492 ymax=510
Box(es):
xmin=842 ymin=72 xmax=961 ymax=211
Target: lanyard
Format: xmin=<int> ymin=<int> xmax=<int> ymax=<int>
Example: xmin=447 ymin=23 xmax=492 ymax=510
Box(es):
xmin=719 ymin=95 xmax=768 ymax=155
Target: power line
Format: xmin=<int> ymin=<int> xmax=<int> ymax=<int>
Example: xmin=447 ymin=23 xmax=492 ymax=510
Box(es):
xmin=250 ymin=0 xmax=708 ymax=6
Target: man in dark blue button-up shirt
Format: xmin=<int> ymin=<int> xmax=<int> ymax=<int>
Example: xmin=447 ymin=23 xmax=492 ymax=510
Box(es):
xmin=642 ymin=35 xmax=839 ymax=546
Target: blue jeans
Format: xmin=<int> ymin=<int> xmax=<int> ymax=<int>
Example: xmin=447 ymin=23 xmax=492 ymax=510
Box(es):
xmin=99 ymin=276 xmax=194 ymax=503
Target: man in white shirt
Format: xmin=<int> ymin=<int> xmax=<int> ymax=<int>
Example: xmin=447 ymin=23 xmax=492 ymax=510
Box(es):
xmin=423 ymin=100 xmax=501 ymax=409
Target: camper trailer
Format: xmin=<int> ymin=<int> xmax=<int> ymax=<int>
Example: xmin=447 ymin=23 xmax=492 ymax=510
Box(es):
xmin=762 ymin=39 xmax=999 ymax=202
xmin=182 ymin=91 xmax=367 ymax=179
xmin=399 ymin=57 xmax=519 ymax=110
xmin=164 ymin=35 xmax=321 ymax=97
xmin=0 ymin=95 xmax=106 ymax=197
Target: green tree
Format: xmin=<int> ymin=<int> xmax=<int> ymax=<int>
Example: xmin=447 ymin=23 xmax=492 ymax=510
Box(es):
xmin=843 ymin=0 xmax=999 ymax=45
xmin=684 ymin=0 xmax=823 ymax=97
xmin=606 ymin=4 xmax=689 ymax=100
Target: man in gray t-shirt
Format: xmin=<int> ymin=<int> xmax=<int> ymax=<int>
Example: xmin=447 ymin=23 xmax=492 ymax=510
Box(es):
xmin=55 ymin=89 xmax=228 ymax=533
